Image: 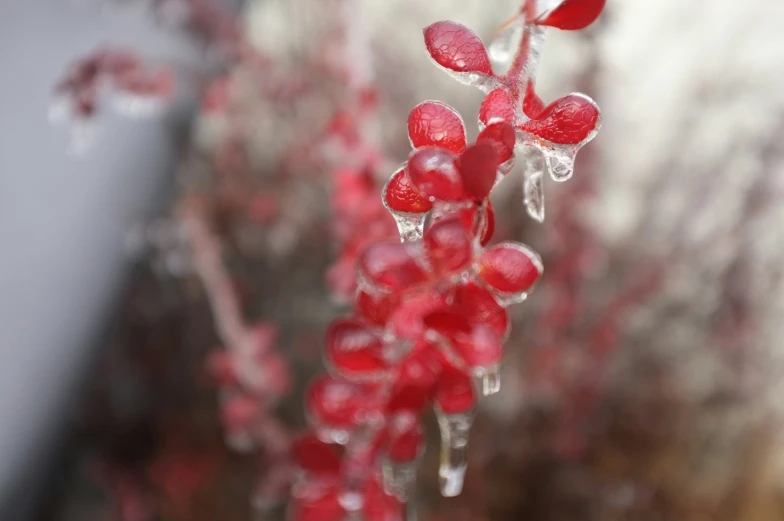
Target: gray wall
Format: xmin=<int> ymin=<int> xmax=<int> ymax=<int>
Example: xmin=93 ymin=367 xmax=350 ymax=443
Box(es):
xmin=0 ymin=0 xmax=240 ymax=517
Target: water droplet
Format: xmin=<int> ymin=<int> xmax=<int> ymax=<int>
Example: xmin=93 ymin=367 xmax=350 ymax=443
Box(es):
xmin=391 ymin=211 xmax=427 ymax=242
xmin=473 ymin=365 xmax=501 ymax=396
xmin=488 ymin=20 xmax=523 ymax=67
xmin=522 ymin=147 xmax=546 ymax=222
xmin=382 ymin=458 xmax=420 ymax=501
xmin=544 ymin=146 xmax=577 ymax=182
xmin=435 ymin=408 xmax=474 ymax=497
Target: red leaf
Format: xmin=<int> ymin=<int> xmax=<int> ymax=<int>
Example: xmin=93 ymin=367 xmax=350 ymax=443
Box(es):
xmin=477 ymin=121 xmax=516 ymax=165
xmin=408 ymin=101 xmax=467 ymax=153
xmin=383 ymin=167 xmax=433 ymax=214
xmin=458 ymin=142 xmax=499 ymax=200
xmin=423 ymin=21 xmax=493 ymax=76
xmin=519 ymin=93 xmax=600 ymax=145
xmin=423 ymin=217 xmax=474 ymax=276
xmin=290 ymin=434 xmax=342 ymax=475
xmin=536 ymin=0 xmax=606 ymax=30
xmin=325 ymin=318 xmax=388 ymax=379
xmin=522 ymin=81 xmax=545 ymax=118
xmin=406 ymin=146 xmax=466 ymax=202
xmin=357 ymin=241 xmax=430 ymax=293
xmin=476 ymin=242 xmax=543 ymax=295
xmin=452 ymin=282 xmax=509 ymax=340
xmin=434 ymin=365 xmax=476 ymax=414
xmin=479 ymin=88 xmax=515 ymax=127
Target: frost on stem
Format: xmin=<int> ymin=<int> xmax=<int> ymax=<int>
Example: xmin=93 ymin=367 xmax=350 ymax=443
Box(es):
xmin=293 ymin=1 xmax=606 ymax=518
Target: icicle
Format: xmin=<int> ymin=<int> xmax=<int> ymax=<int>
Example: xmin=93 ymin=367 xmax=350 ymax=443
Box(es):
xmin=543 ymin=145 xmax=578 ymax=182
xmin=382 ymin=458 xmax=420 ymax=501
xmin=473 ymin=365 xmax=501 ymax=396
xmin=435 ymin=408 xmax=474 ymax=497
xmin=522 ymin=146 xmax=546 ymax=222
xmin=392 ymin=212 xmax=427 ymax=242
xmin=488 ymin=19 xmax=524 ymax=68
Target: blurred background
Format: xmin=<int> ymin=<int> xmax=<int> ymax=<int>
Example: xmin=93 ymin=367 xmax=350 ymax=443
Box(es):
xmin=2 ymin=0 xmax=784 ymax=520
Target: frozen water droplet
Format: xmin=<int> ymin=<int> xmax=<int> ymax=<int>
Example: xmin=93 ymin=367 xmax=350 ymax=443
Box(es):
xmin=522 ymin=147 xmax=546 ymax=222
xmin=392 ymin=211 xmax=427 ymax=242
xmin=544 ymin=146 xmax=577 ymax=182
xmin=435 ymin=408 xmax=474 ymax=497
xmin=473 ymin=365 xmax=501 ymax=396
xmin=488 ymin=20 xmax=523 ymax=67
xmin=382 ymin=458 xmax=420 ymax=501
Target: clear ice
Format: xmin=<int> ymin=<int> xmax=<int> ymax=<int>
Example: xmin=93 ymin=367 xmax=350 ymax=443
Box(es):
xmin=435 ymin=409 xmax=474 ymax=497
xmin=522 ymin=146 xmax=546 ymax=222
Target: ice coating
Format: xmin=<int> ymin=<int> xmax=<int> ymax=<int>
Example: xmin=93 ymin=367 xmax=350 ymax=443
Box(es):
xmin=522 ymin=146 xmax=546 ymax=222
xmin=435 ymin=409 xmax=474 ymax=497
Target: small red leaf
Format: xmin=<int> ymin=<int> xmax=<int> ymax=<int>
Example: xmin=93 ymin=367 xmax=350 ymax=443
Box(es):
xmin=356 ymin=290 xmax=399 ymax=327
xmin=434 ymin=365 xmax=476 ymax=414
xmin=423 ymin=21 xmax=493 ymax=76
xmin=306 ymin=376 xmax=376 ymax=428
xmin=325 ymin=318 xmax=388 ymax=379
xmin=519 ymin=93 xmax=600 ymax=145
xmin=536 ymin=0 xmax=606 ymax=30
xmin=407 ymin=146 xmax=466 ymax=202
xmin=291 ymin=434 xmax=342 ymax=475
xmin=357 ymin=241 xmax=429 ymax=293
xmin=458 ymin=142 xmax=499 ymax=200
xmin=387 ymin=288 xmax=448 ymax=341
xmin=476 ymin=242 xmax=543 ymax=295
xmin=477 ymin=121 xmax=516 ymax=165
xmin=423 ymin=217 xmax=474 ymax=275
xmin=479 ymin=88 xmax=515 ymax=127
xmin=522 ymin=81 xmax=545 ymax=118
xmin=383 ymin=167 xmax=433 ymax=214
xmin=452 ymin=282 xmax=509 ymax=339
xmin=408 ymin=101 xmax=467 ymax=153
xmin=386 ymin=413 xmax=425 ymax=462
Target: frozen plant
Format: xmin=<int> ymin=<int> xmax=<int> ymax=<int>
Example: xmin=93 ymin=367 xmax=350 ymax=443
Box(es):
xmin=290 ymin=1 xmax=606 ymax=520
